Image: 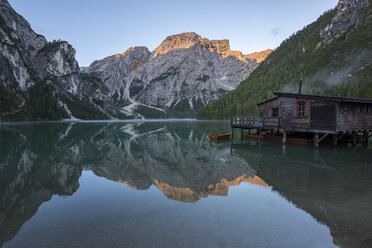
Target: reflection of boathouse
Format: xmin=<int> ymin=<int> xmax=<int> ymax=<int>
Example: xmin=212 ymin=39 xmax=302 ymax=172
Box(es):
xmin=232 ymin=92 xmax=372 ymax=147
xmin=231 ymin=142 xmax=372 ymax=248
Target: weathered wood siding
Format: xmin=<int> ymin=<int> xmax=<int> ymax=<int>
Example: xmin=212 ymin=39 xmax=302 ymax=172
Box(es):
xmin=310 ymin=101 xmax=336 ymax=131
xmin=336 ymin=103 xmax=372 ymax=131
xmin=259 ymin=98 xmax=280 ymax=127
xmin=259 ymin=97 xmax=311 ymax=130
xmin=259 ymin=98 xmax=280 ymax=118
xmin=258 ymin=96 xmax=372 ymax=132
xmin=282 ymin=97 xmax=311 ymax=129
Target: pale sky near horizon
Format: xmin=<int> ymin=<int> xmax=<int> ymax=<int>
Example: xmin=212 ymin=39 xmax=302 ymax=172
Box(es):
xmin=8 ymin=0 xmax=338 ymax=67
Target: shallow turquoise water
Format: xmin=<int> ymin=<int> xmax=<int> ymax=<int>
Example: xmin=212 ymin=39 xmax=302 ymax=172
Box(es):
xmin=1 ymin=121 xmax=371 ymax=248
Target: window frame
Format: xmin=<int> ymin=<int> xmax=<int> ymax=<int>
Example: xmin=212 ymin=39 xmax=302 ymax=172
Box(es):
xmin=363 ymin=105 xmax=368 ymax=114
xmin=297 ymin=101 xmax=305 ymax=117
xmin=272 ymin=107 xmax=279 ymax=118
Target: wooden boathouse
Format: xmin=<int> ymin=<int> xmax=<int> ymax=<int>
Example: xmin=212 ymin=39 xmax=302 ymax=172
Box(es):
xmin=231 ymin=92 xmax=372 ymax=147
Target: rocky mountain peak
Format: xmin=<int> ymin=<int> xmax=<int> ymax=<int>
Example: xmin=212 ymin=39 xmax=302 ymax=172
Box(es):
xmin=210 ymin=39 xmax=230 ymax=54
xmin=114 ymin=46 xmax=149 ymax=59
xmin=80 ymin=32 xmax=274 ymax=117
xmin=152 ymin=32 xmax=203 ymax=57
xmin=152 ymin=32 xmax=254 ymax=63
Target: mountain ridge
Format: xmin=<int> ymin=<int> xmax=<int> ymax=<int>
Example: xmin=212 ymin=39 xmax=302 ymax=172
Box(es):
xmin=197 ymin=0 xmax=372 ymax=119
xmin=81 ymin=32 xmax=272 ymax=118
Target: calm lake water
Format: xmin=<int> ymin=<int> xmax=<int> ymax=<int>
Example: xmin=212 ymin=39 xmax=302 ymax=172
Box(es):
xmin=1 ymin=121 xmax=372 ymax=248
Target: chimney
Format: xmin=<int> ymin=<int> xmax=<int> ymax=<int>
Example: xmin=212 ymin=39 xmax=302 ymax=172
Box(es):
xmin=298 ymin=79 xmax=303 ymax=94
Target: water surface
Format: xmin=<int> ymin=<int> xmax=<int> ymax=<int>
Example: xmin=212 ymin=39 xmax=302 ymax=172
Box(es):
xmin=1 ymin=121 xmax=372 ymax=248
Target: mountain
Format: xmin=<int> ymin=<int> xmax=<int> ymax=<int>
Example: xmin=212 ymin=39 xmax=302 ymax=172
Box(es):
xmin=0 ymin=0 xmax=272 ymax=121
xmin=245 ymin=49 xmax=274 ymax=63
xmin=82 ymin=32 xmax=272 ymax=118
xmin=197 ymin=0 xmax=372 ymax=119
xmin=0 ymin=0 xmax=109 ymax=121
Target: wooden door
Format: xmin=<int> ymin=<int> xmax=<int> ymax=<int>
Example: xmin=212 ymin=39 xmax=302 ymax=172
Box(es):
xmin=310 ymin=103 xmax=336 ymax=131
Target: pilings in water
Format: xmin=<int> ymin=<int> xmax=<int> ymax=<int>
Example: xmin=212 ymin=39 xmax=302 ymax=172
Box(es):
xmin=258 ymin=129 xmax=263 ymax=142
xmin=352 ymin=131 xmax=357 ymax=147
xmin=314 ymin=133 xmax=319 ymax=148
xmin=363 ymin=131 xmax=369 ymax=146
xmin=231 ymin=119 xmax=370 ymax=148
xmin=333 ymin=134 xmax=338 ymax=147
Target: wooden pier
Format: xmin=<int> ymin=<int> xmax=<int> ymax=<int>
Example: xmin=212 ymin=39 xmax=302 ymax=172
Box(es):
xmin=231 ymin=92 xmax=372 ymax=147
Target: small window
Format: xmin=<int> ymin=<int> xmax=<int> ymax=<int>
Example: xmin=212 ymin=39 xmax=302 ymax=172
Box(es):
xmin=298 ymin=101 xmax=305 ymax=117
xmin=272 ymin=108 xmax=278 ymax=117
xmin=363 ymin=105 xmax=368 ymax=114
xmin=352 ymin=105 xmax=356 ymax=114
xmin=358 ymin=105 xmax=368 ymax=114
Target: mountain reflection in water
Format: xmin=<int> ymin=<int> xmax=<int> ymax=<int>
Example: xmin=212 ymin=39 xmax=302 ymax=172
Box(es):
xmin=0 ymin=121 xmax=372 ymax=248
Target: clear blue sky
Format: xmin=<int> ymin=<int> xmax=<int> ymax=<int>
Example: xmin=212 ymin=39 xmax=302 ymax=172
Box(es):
xmin=9 ymin=0 xmax=338 ymax=66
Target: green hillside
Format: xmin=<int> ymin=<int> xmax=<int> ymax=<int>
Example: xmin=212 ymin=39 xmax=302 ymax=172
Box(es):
xmin=197 ymin=3 xmax=372 ymax=120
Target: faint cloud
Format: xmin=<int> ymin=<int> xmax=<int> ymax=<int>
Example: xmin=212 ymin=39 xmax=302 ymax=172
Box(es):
xmin=271 ymin=27 xmax=281 ymax=36
xmin=32 ymin=24 xmax=68 ymax=37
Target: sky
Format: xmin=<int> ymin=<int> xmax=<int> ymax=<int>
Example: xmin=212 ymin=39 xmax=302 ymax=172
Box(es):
xmin=8 ymin=0 xmax=338 ymax=67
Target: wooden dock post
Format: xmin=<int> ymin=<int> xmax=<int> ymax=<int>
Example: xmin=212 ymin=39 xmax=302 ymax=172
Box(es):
xmin=352 ymin=131 xmax=357 ymax=146
xmin=363 ymin=130 xmax=368 ymax=146
xmin=258 ymin=129 xmax=263 ymax=142
xmin=283 ymin=130 xmax=287 ymax=144
xmin=333 ymin=134 xmax=338 ymax=147
xmin=314 ymin=133 xmax=319 ymax=148
xmin=366 ymin=131 xmax=370 ymax=145
xmin=240 ymin=128 xmax=243 ymax=140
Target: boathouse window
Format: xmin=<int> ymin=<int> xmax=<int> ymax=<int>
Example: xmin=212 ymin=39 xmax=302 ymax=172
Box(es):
xmin=272 ymin=108 xmax=278 ymax=117
xmin=361 ymin=105 xmax=368 ymax=114
xmin=352 ymin=105 xmax=357 ymax=113
xmin=297 ymin=101 xmax=305 ymax=117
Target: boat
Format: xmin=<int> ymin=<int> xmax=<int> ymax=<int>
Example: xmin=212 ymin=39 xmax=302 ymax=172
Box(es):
xmin=209 ymin=132 xmax=232 ymax=142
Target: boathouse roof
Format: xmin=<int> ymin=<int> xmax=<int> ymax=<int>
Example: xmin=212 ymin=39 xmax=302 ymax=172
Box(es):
xmin=257 ymin=92 xmax=372 ymax=105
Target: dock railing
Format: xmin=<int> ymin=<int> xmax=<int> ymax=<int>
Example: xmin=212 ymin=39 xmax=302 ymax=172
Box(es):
xmin=231 ymin=116 xmax=336 ymax=133
xmin=231 ymin=117 xmax=281 ymax=129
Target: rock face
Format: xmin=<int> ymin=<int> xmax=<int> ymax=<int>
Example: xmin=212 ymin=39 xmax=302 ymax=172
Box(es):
xmin=0 ymin=0 xmax=107 ymax=121
xmin=245 ymin=49 xmax=275 ymax=63
xmin=80 ymin=46 xmax=152 ymax=118
xmin=83 ymin=32 xmax=272 ymax=117
xmin=320 ymin=0 xmax=370 ymax=40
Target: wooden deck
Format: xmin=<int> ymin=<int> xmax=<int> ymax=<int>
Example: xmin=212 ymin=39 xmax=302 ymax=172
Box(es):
xmin=231 ymin=117 xmax=337 ymax=134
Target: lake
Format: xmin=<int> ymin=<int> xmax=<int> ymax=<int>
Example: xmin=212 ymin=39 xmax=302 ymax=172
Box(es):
xmin=1 ymin=121 xmax=372 ymax=248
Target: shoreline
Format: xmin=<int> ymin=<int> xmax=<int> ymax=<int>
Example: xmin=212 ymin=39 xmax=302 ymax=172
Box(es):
xmin=0 ymin=119 xmax=229 ymax=125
